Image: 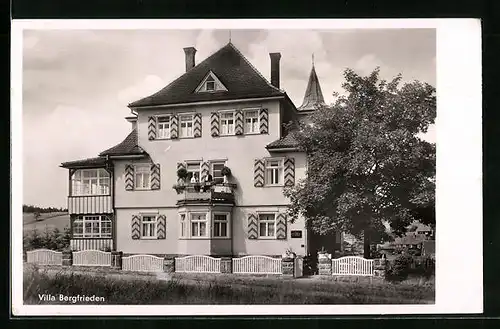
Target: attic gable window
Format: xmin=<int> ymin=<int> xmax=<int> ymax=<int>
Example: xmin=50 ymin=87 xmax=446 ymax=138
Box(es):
xmin=195 ymin=71 xmax=228 ymax=93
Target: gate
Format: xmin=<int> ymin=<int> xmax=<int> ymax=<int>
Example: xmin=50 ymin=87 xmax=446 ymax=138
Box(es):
xmin=175 ymin=255 xmax=221 ymax=273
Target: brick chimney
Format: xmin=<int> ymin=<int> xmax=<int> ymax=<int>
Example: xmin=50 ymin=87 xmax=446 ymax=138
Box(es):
xmin=269 ymin=52 xmax=281 ymax=89
xmin=183 ymin=47 xmax=197 ymax=72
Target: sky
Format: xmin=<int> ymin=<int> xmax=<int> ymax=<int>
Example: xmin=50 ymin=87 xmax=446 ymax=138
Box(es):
xmin=22 ymin=28 xmax=436 ymax=208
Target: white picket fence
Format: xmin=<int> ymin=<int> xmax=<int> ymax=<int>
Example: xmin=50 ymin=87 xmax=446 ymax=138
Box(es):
xmin=26 ymin=249 xmax=63 ymax=265
xmin=122 ymin=254 xmax=164 ymax=272
xmin=232 ymin=255 xmax=282 ymax=274
xmin=175 ymin=255 xmax=221 ymax=273
xmin=331 ymin=256 xmax=374 ymax=276
xmin=73 ymin=250 xmax=111 ymax=266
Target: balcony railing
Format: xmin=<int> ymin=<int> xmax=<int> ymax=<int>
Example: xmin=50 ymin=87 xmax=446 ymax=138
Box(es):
xmin=173 ymin=183 xmax=236 ymax=205
xmin=68 ymin=195 xmax=112 ymax=215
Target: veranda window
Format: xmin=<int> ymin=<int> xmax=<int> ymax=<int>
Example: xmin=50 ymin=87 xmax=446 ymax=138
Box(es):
xmin=72 ymin=215 xmax=112 ymax=238
xmin=244 ymin=110 xmax=259 ymax=133
xmin=180 ymin=114 xmax=194 ymax=138
xmin=72 ymin=169 xmax=110 ymax=196
xmin=157 ymin=116 xmax=171 ymax=139
xmin=134 ymin=164 xmax=150 ymax=189
xmin=141 ymin=215 xmax=157 ymax=238
xmin=213 ymin=213 xmax=229 ymax=238
xmin=258 ymin=214 xmax=275 ymax=237
xmin=191 ymin=213 xmax=207 ymax=237
xmin=220 ymin=112 xmax=235 ymax=135
xmin=265 ymin=159 xmax=283 ymax=185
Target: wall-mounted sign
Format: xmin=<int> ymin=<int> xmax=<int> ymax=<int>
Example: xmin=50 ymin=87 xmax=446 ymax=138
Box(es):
xmin=291 ymin=230 xmax=302 ymax=238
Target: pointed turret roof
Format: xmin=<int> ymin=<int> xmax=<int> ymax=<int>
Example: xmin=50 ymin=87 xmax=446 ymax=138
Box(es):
xmin=129 ymin=42 xmax=284 ymax=108
xmin=297 ymin=64 xmax=326 ymax=111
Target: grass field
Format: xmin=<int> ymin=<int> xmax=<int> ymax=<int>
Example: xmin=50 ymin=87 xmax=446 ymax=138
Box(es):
xmin=24 ymin=264 xmax=434 ymax=305
xmin=23 ymin=212 xmax=69 ymax=232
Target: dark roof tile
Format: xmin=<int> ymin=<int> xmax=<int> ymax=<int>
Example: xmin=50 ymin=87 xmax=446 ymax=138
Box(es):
xmin=60 ymin=157 xmax=106 ymax=169
xmin=266 ymin=133 xmax=301 ymax=150
xmin=129 ymin=43 xmax=284 ymax=108
xmin=99 ymin=129 xmax=146 ymax=156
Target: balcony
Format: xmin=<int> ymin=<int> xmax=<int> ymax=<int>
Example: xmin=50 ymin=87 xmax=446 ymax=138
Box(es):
xmin=173 ymin=183 xmax=236 ymax=205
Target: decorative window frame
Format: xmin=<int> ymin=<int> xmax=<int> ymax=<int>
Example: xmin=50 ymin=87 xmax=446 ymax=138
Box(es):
xmin=257 ymin=212 xmax=277 ymax=239
xmin=219 ymin=110 xmax=236 ymax=136
xmin=140 ymin=214 xmax=158 ymax=239
xmin=134 ymin=163 xmax=151 ymax=190
xmin=71 ymin=168 xmax=111 ymax=196
xmin=179 ymin=113 xmax=195 ymax=139
xmin=156 ymin=115 xmax=171 ymax=139
xmin=212 ymin=211 xmax=231 ymax=239
xmin=189 ymin=212 xmax=209 ymax=239
xmin=195 ymin=71 xmax=228 ymax=93
xmin=264 ymin=157 xmax=285 ymax=187
xmin=242 ymin=108 xmax=261 ymax=135
xmin=72 ymin=215 xmax=112 ymax=239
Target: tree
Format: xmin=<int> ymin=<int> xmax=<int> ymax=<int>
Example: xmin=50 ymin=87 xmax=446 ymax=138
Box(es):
xmin=284 ymin=67 xmax=436 ymax=258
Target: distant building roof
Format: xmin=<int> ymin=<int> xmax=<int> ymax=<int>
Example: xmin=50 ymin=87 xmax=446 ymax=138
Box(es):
xmin=60 ymin=157 xmax=107 ymax=169
xmin=297 ymin=65 xmax=326 ymax=111
xmin=99 ymin=129 xmax=147 ymax=157
xmin=129 ymin=42 xmax=286 ymax=108
xmin=393 ymin=235 xmax=426 ymax=246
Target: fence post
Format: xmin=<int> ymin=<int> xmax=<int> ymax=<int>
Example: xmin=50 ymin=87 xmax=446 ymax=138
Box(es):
xmin=281 ymin=257 xmax=294 ymax=277
xmin=163 ymin=256 xmax=175 ymax=273
xmin=318 ymin=253 xmax=332 ymax=275
xmin=220 ymin=257 xmax=232 ymax=273
xmin=373 ymin=258 xmax=386 ymax=277
xmin=62 ymin=250 xmax=73 ymax=266
xmin=111 ymin=251 xmax=123 ymax=270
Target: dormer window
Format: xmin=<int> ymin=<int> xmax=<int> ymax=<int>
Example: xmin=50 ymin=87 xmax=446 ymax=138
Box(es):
xmin=195 ymin=71 xmax=228 ymax=93
xmin=206 ymin=77 xmax=216 ymax=92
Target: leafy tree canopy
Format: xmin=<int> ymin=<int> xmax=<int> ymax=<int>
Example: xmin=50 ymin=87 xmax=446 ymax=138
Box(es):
xmin=284 ymin=68 xmax=436 ymax=255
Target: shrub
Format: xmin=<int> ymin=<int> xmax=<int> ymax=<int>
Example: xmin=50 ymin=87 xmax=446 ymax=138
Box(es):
xmin=177 ymin=168 xmax=188 ymax=180
xmin=385 ymin=254 xmax=413 ymax=283
xmin=23 ymin=227 xmax=70 ymax=252
xmin=411 ymin=255 xmax=435 ymax=279
xmin=221 ymin=166 xmax=232 ymax=177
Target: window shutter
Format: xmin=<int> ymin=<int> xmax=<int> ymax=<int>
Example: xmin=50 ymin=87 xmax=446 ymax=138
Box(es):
xmin=284 ymin=157 xmax=295 ymax=187
xmin=211 ymin=112 xmax=220 ymax=137
xmin=193 ymin=113 xmax=202 ymax=138
xmin=254 ymin=159 xmax=265 ymax=187
xmin=235 ymin=110 xmax=244 ymax=135
xmin=259 ymin=108 xmax=269 ymax=134
xmin=125 ymin=164 xmax=134 ymax=191
xmin=170 ymin=115 xmax=178 ymax=139
xmin=200 ymin=161 xmax=210 ymax=182
xmin=150 ymin=163 xmax=160 ymax=190
xmin=247 ymin=213 xmax=258 ymax=239
xmin=157 ymin=215 xmax=166 ymax=239
xmin=131 ymin=215 xmax=141 ymax=240
xmin=177 ymin=162 xmax=186 ymax=184
xmin=148 ymin=116 xmax=157 ymax=140
xmin=276 ymin=213 xmax=287 ymax=240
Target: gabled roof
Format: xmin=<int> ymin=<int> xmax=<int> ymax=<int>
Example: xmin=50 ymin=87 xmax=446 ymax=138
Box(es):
xmin=297 ymin=65 xmax=326 ymax=111
xmin=60 ymin=157 xmax=107 ymax=169
xmin=99 ymin=129 xmax=147 ymax=157
xmin=129 ymin=42 xmax=285 ymax=108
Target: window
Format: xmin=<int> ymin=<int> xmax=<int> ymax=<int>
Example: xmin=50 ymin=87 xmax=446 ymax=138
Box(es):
xmin=211 ymin=161 xmax=226 ymax=183
xmin=244 ymin=110 xmax=259 ymax=133
xmin=191 ymin=213 xmax=207 ymax=237
xmin=179 ymin=213 xmax=187 ymax=238
xmin=73 ymin=215 xmax=112 ymax=238
xmin=206 ymin=76 xmax=215 ymax=91
xmin=186 ymin=162 xmax=201 ymax=182
xmin=258 ymin=214 xmax=275 ymax=237
xmin=134 ymin=164 xmax=151 ymax=190
xmin=213 ymin=213 xmax=229 ymax=238
xmin=157 ymin=116 xmax=171 ymax=139
xmin=141 ymin=215 xmax=157 ymax=238
xmin=265 ymin=159 xmax=284 ymax=185
xmin=72 ymin=169 xmax=110 ymax=196
xmin=180 ymin=114 xmax=194 ymax=138
xmin=220 ymin=111 xmax=235 ymax=135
